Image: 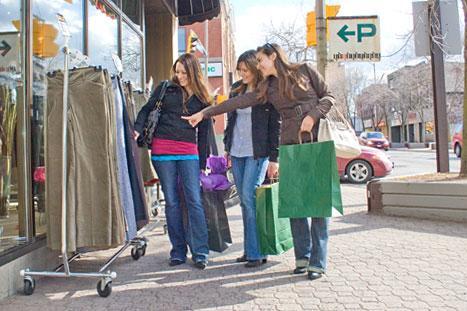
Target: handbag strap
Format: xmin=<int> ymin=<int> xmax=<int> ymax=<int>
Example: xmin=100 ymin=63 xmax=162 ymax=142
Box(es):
xmin=150 ymin=80 xmax=169 ymax=112
xmin=298 ymin=131 xmax=314 ymax=144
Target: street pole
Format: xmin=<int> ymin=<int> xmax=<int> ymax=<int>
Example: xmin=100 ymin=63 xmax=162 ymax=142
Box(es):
xmin=316 ymin=0 xmax=326 ymax=79
xmin=429 ymin=0 xmax=450 ymax=172
xmin=204 ymin=20 xmax=209 ymax=83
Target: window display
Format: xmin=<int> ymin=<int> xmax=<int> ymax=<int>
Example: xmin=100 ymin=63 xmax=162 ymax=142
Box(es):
xmin=0 ymin=0 xmax=25 ymax=253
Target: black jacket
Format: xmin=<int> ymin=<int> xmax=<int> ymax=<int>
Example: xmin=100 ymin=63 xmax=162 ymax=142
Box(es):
xmin=223 ymin=81 xmax=280 ymax=162
xmin=135 ymin=81 xmax=211 ymax=169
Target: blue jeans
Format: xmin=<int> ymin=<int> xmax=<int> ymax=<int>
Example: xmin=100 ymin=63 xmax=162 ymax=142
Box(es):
xmin=152 ymin=159 xmax=209 ymax=263
xmin=290 ymin=217 xmax=329 ymax=273
xmin=231 ymin=156 xmax=269 ymax=261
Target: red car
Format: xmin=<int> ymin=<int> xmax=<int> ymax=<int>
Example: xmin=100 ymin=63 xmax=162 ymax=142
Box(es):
xmin=337 ymin=146 xmax=393 ymax=183
xmin=452 ymin=124 xmax=463 ymax=158
xmin=359 ymin=131 xmax=390 ymax=151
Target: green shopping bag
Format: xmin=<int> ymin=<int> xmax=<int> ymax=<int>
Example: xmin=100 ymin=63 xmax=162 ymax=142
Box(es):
xmin=278 ymin=138 xmax=343 ymax=218
xmin=256 ymin=182 xmax=294 ymax=255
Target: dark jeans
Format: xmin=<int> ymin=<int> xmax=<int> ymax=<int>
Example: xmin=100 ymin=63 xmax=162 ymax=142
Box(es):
xmin=153 ymin=159 xmax=209 ymax=263
xmin=290 ymin=217 xmax=329 ymax=273
xmin=231 ymin=156 xmax=268 ymax=260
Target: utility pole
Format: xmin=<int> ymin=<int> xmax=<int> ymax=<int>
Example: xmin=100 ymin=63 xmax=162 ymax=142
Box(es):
xmin=429 ymin=0 xmax=450 ymax=172
xmin=315 ymin=0 xmax=326 ymax=79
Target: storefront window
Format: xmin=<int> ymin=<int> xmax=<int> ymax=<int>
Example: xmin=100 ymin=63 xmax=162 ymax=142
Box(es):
xmin=88 ymin=0 xmax=119 ymax=75
xmin=122 ymin=0 xmax=141 ymax=28
xmin=0 ymin=0 xmax=26 ymax=253
xmin=178 ymin=28 xmax=186 ymax=55
xmin=32 ymin=0 xmax=84 ymax=236
xmin=122 ymin=22 xmax=142 ymax=89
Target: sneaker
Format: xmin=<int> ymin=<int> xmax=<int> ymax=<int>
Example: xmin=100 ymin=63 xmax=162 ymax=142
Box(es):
xmin=307 ymin=271 xmax=323 ymax=280
xmin=169 ymin=259 xmax=185 ymax=266
xmin=293 ymin=266 xmax=307 ymax=274
xmin=245 ymin=260 xmax=265 ymax=268
xmin=236 ymin=254 xmax=247 ymax=263
xmin=194 ymin=261 xmax=208 ymax=270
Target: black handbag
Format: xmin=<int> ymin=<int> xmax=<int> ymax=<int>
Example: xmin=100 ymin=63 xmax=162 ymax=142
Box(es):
xmin=136 ymin=80 xmax=169 ymax=148
xmin=201 ymin=190 xmax=232 ymax=252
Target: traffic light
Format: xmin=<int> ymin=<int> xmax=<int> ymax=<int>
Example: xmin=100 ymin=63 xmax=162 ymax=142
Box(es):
xmin=186 ymin=30 xmax=199 ymax=54
xmin=33 ymin=19 xmax=59 ymax=58
xmin=13 ymin=18 xmax=59 ymax=58
xmin=186 ymin=29 xmax=207 ymax=55
xmin=306 ymin=5 xmax=340 ymax=47
xmin=306 ymin=12 xmax=316 ymax=47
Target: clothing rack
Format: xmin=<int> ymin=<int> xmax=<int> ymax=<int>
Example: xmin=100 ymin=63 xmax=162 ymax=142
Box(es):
xmin=19 ymin=14 xmax=148 ymax=298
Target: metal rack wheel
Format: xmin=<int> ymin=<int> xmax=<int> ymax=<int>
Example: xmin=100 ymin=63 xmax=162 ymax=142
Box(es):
xmin=23 ymin=276 xmax=35 ymax=296
xmin=131 ymin=247 xmax=143 ymax=260
xmin=152 ymin=206 xmax=159 ymax=217
xmin=97 ymin=279 xmax=112 ymax=298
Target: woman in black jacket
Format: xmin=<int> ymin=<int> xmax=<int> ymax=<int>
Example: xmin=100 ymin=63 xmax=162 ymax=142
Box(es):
xmin=224 ymin=50 xmax=280 ymax=267
xmin=135 ymin=53 xmax=211 ymax=269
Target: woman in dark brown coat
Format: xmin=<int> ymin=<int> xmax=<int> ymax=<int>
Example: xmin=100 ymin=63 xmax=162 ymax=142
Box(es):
xmin=183 ymin=43 xmax=335 ymax=280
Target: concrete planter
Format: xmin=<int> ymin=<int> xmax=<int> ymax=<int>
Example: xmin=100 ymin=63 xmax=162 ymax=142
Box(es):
xmin=367 ymin=174 xmax=467 ymax=222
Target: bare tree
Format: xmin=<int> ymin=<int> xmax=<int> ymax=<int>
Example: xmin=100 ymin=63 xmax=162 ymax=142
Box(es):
xmin=263 ymin=18 xmax=311 ymax=62
xmin=446 ymin=63 xmax=464 ymax=125
xmin=408 ymin=63 xmax=433 ymax=142
xmin=344 ymin=67 xmax=368 ymax=128
xmin=356 ymin=84 xmax=398 ymax=133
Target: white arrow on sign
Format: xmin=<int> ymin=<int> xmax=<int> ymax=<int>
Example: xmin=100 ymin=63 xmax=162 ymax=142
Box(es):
xmin=0 ymin=32 xmax=20 ymax=71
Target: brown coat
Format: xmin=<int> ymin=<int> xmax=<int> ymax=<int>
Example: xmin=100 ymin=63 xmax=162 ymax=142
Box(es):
xmin=203 ymin=63 xmax=335 ymax=145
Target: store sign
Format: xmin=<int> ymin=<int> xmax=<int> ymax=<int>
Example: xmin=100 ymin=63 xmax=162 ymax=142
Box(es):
xmin=328 ymin=16 xmax=381 ymax=62
xmin=200 ymin=62 xmax=223 ymax=77
xmin=0 ymin=32 xmax=20 ymax=72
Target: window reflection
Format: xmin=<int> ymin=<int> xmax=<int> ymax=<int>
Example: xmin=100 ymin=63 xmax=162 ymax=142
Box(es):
xmin=178 ymin=29 xmax=186 ymax=55
xmin=122 ymin=0 xmax=141 ymax=28
xmin=0 ymin=0 xmax=25 ymax=253
xmin=88 ymin=0 xmax=118 ymax=75
xmin=31 ymin=0 xmax=84 ymax=236
xmin=122 ymin=22 xmax=142 ymax=89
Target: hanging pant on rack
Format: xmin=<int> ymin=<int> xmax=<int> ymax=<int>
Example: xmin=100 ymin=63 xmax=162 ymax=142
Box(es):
xmin=133 ymin=92 xmax=157 ymax=183
xmin=112 ymin=77 xmax=137 ymax=240
xmin=46 ymin=67 xmax=125 ymax=252
xmin=116 ymin=78 xmax=149 ymax=230
xmin=122 ymin=82 xmax=137 ymax=124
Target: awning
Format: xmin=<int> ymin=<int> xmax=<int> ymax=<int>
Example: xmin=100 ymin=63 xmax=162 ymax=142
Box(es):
xmin=160 ymin=0 xmax=221 ymax=26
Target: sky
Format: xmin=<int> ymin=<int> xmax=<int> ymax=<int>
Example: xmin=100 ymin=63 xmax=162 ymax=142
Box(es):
xmin=229 ymin=0 xmax=464 ymax=81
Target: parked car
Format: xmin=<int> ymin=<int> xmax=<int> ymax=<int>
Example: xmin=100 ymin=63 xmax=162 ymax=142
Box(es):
xmin=359 ymin=131 xmax=390 ymax=150
xmin=452 ymin=124 xmax=463 ymax=158
xmin=337 ymin=146 xmax=393 ymax=183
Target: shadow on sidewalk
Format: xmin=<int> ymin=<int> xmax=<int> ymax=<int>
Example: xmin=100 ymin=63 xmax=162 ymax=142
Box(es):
xmin=331 ymin=210 xmax=467 ymax=239
xmin=16 ymin=250 xmax=309 ymax=310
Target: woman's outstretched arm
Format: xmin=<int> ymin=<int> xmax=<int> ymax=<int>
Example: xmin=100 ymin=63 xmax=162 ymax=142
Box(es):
xmin=182 ymin=91 xmax=260 ymax=127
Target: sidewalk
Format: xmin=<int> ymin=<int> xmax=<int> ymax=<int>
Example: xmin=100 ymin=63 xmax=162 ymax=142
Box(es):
xmin=0 ymin=185 xmax=466 ymax=310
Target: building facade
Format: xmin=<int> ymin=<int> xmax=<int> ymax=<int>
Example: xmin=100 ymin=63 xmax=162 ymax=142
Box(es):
xmin=179 ymin=0 xmax=236 ymax=147
xmin=0 ymin=0 xmax=219 ymax=298
xmin=386 ymin=61 xmax=463 ymax=144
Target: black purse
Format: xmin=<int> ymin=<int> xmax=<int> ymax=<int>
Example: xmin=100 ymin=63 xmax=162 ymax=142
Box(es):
xmin=137 ymin=80 xmax=169 ymax=148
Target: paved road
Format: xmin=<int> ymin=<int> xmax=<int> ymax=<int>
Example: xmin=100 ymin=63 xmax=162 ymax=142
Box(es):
xmin=386 ymin=149 xmax=461 ymax=178
xmin=1 ymin=184 xmax=466 ymax=310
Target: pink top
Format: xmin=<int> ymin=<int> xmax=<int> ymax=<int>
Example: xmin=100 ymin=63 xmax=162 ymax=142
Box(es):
xmin=151 ymin=138 xmax=198 ymax=155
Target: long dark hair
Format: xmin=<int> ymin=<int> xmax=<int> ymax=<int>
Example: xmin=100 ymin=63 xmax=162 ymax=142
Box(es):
xmin=171 ymin=53 xmax=211 ymax=108
xmin=256 ymin=43 xmax=308 ymax=103
xmin=231 ymin=50 xmax=262 ymax=95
